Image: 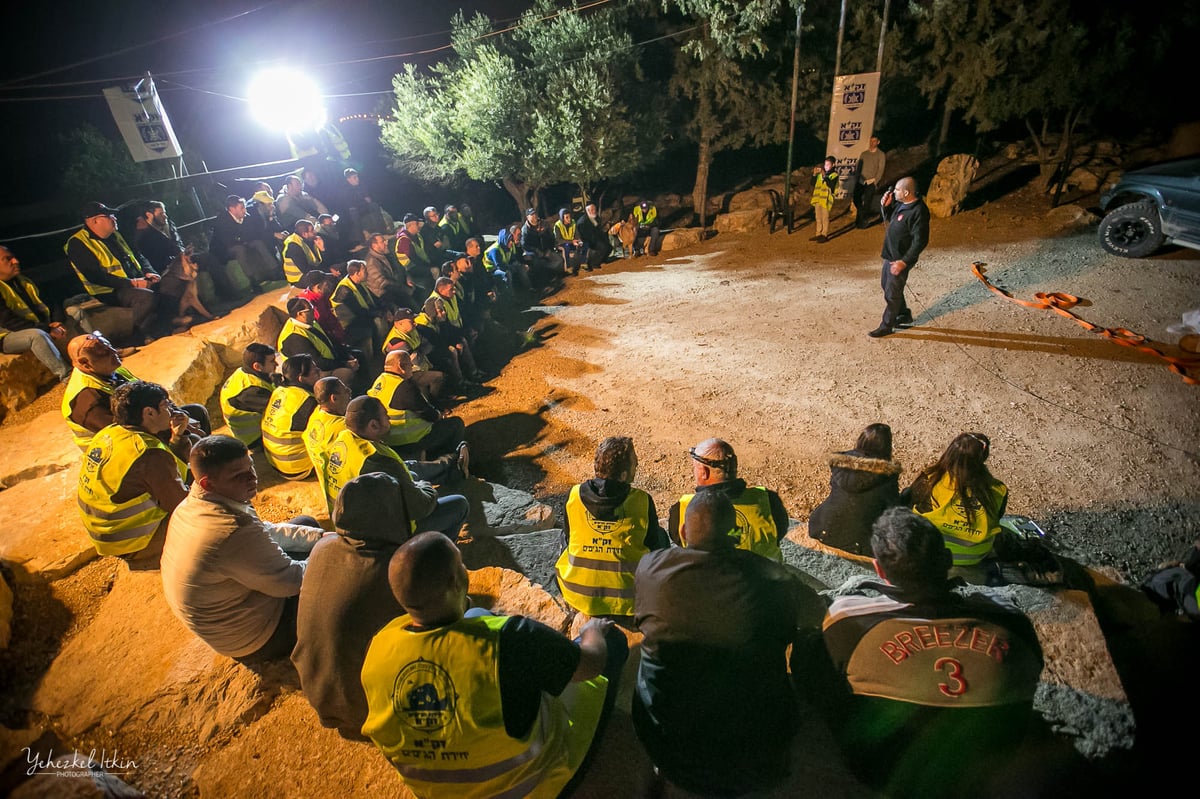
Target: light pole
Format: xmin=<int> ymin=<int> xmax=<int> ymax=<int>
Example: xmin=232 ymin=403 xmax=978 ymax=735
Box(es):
xmin=782 ymin=1 xmax=805 ymax=233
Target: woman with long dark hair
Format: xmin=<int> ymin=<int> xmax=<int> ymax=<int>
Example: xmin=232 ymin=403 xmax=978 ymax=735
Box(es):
xmin=808 ymin=423 xmax=903 ymax=556
xmin=904 ymin=432 xmax=1008 ymax=575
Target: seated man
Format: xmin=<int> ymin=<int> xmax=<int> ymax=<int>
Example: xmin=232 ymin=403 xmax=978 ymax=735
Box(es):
xmin=631 ymin=200 xmax=662 ymax=257
xmin=65 ymin=201 xmax=162 ymax=345
xmin=360 ymin=532 xmax=627 ymax=797
xmin=0 ymin=244 xmax=71 ymax=381
xmin=210 ymin=194 xmax=278 ymax=293
xmin=633 ymin=491 xmax=825 ymax=796
xmin=668 ymin=437 xmax=789 ymax=562
xmin=219 ymin=343 xmax=278 ymax=447
xmin=77 ymin=381 xmax=192 ymax=568
xmin=331 ymin=259 xmax=386 ymax=366
xmin=162 ymin=435 xmax=323 ymax=665
xmin=130 ymin=199 xmax=235 ymax=305
xmin=261 ymin=354 xmax=319 ymax=480
xmin=556 ymin=436 xmax=669 ymax=622
xmin=576 ymin=203 xmax=611 ymax=272
xmin=62 ymin=332 xmax=209 ymax=452
xmin=380 ymin=306 xmax=446 ymax=402
xmin=483 ymin=225 xmax=529 ymax=293
xmin=323 ymin=396 xmax=467 ymax=538
xmin=277 ymin=296 xmax=359 ymax=387
xmin=819 ymin=508 xmax=1044 ymax=798
xmin=292 ymin=473 xmax=409 ymax=740
xmin=282 ymin=220 xmax=324 ymax=286
xmin=553 ymin=207 xmax=587 ymax=275
xmin=304 ymin=377 xmax=351 ymax=511
xmin=520 ymin=208 xmax=556 ymax=282
xmin=394 ymin=215 xmax=437 ymax=298
xmin=367 ymin=350 xmax=466 ymax=459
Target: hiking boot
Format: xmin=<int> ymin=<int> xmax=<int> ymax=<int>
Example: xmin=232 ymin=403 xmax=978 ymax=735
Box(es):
xmin=867 ymin=326 xmax=894 ymax=338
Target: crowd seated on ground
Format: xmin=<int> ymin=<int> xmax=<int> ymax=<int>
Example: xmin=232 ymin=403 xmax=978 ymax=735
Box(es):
xmin=24 ymin=168 xmax=1078 ymax=794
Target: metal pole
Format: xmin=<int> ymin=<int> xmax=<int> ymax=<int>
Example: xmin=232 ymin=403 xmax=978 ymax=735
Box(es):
xmin=876 ymin=0 xmax=892 ymax=74
xmin=782 ymin=2 xmax=805 ymax=233
xmin=834 ymin=0 xmax=848 ymax=76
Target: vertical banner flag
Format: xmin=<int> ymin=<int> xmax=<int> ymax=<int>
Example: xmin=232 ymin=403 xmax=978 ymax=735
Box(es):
xmin=103 ymin=76 xmax=183 ymax=162
xmin=825 ymin=72 xmax=880 ymax=199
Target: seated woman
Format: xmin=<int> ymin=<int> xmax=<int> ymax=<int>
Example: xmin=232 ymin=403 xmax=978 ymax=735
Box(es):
xmin=808 ymin=423 xmax=902 ymax=556
xmin=903 ymin=432 xmax=1007 ymax=583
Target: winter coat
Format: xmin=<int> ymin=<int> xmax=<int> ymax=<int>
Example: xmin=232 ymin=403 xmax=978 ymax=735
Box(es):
xmin=807 ymin=450 xmax=902 ymax=556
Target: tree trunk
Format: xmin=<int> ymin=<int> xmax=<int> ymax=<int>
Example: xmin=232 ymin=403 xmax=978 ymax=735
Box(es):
xmin=501 ymin=177 xmax=530 ymax=218
xmin=936 ymin=100 xmax=953 ymax=156
xmin=692 ymin=89 xmax=715 ymax=229
xmin=1025 ymin=118 xmax=1055 ymax=185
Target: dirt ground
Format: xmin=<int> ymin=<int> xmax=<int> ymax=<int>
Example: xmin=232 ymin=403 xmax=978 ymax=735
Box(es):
xmin=3 ymin=157 xmax=1200 ymax=796
xmin=461 ymin=173 xmax=1200 ymax=585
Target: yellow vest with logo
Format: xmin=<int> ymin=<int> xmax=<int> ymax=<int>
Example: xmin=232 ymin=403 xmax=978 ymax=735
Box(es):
xmin=304 ymin=407 xmax=346 ymax=512
xmin=261 ymin=385 xmax=314 ymax=478
xmin=917 ymin=474 xmax=1008 ymax=566
xmin=678 ymin=486 xmax=781 ymax=562
xmin=61 ymin=366 xmax=139 ymax=450
xmin=381 ymin=325 xmax=433 ymax=371
xmin=367 ymin=372 xmax=433 ymax=448
xmin=332 ymin=276 xmax=377 ymax=328
xmin=64 ymin=228 xmax=145 ymax=297
xmin=219 ymin=368 xmax=274 ymax=445
xmin=394 ymin=231 xmax=431 ymax=269
xmin=360 ymin=613 xmax=609 ymax=799
xmin=323 ymin=428 xmax=415 ymax=524
xmin=282 ymin=233 xmax=322 ymax=284
xmin=633 ymin=205 xmax=657 ymax=226
xmin=0 ymin=276 xmax=50 ymax=341
xmin=556 ymin=485 xmax=650 ymax=617
xmin=77 ymin=424 xmax=187 ymax=556
xmin=277 ymin=317 xmax=336 ymax=364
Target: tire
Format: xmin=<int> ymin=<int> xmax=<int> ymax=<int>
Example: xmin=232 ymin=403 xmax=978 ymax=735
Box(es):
xmin=1098 ymin=200 xmax=1165 ymax=258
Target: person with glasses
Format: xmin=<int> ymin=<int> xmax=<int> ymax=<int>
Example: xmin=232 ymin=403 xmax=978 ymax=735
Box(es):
xmin=667 ymin=437 xmax=790 ymax=562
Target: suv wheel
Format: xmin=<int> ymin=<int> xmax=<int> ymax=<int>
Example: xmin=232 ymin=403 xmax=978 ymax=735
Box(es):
xmin=1098 ymin=200 xmax=1165 ymax=258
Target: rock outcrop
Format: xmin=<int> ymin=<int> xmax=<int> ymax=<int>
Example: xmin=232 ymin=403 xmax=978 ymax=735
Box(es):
xmin=926 ymin=154 xmax=980 ymax=218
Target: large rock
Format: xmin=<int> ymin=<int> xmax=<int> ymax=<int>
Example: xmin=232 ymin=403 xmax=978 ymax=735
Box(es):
xmin=1065 ymin=166 xmax=1103 ymax=194
xmin=713 ymin=208 xmax=768 ymax=234
xmin=122 ymin=337 xmax=224 ymax=407
xmin=186 ymin=293 xmax=290 ymax=370
xmin=32 ymin=569 xmax=272 ymax=741
xmin=192 ymin=694 xmax=411 ymax=799
xmin=659 ymin=228 xmax=705 ymax=252
xmin=468 ymin=565 xmax=571 ymax=632
xmin=463 ymin=479 xmax=555 ymax=536
xmin=0 ymin=352 xmax=55 ymax=422
xmin=728 ymin=188 xmax=777 ymax=213
xmin=1045 ymin=204 xmax=1100 ymax=231
xmin=926 ymin=154 xmax=980 ymax=218
xmin=0 ymin=410 xmax=78 ymax=489
xmin=0 ymin=471 xmax=96 ymax=581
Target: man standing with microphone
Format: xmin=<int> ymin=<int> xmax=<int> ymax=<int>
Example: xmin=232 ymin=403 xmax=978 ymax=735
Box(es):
xmin=869 ymin=177 xmax=929 ymax=338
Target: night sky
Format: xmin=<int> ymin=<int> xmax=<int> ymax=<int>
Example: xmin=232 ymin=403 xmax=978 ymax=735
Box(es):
xmin=2 ymin=0 xmax=530 ymax=202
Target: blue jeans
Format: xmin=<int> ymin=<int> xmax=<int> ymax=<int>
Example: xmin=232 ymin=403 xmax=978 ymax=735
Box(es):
xmin=1 ymin=328 xmax=70 ymax=379
xmin=419 ymin=494 xmax=470 ymax=537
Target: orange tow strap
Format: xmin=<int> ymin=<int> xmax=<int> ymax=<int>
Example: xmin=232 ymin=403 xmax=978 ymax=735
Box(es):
xmin=972 ymin=262 xmax=1200 ymax=385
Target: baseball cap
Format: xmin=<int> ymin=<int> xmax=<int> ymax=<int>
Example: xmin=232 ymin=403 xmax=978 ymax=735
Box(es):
xmin=402 ymin=213 xmax=421 ymax=224
xmin=525 ymin=208 xmax=538 ymax=217
xmin=251 ymin=190 xmax=274 ymax=205
xmin=392 ymin=308 xmax=415 ymax=321
xmin=297 ymin=270 xmax=334 ymax=289
xmin=344 ymin=167 xmax=359 ymax=177
xmin=81 ymin=201 xmax=119 ymax=220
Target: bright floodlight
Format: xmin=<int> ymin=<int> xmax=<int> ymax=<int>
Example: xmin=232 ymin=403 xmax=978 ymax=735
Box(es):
xmin=247 ymin=68 xmax=326 ymax=133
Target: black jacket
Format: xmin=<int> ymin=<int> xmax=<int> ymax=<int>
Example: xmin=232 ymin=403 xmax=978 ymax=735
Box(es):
xmin=880 ymin=197 xmax=930 ymax=266
xmin=807 ymin=450 xmax=902 ymax=556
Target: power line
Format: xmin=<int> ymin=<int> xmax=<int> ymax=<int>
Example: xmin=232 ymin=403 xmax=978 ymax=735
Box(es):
xmin=0 ymin=5 xmax=274 ymax=88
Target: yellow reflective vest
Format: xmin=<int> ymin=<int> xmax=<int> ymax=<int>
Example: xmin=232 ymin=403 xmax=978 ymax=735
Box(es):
xmin=332 ymin=276 xmax=377 ymax=329
xmin=282 ymin=233 xmax=322 ymax=284
xmin=367 ymin=372 xmax=432 ymax=448
xmin=394 ymin=231 xmax=431 ymax=270
xmin=632 ymin=205 xmax=657 ymax=226
xmin=556 ymin=484 xmax=651 ymax=617
xmin=64 ymin=228 xmax=146 ymax=297
xmin=361 ymin=613 xmax=609 ymax=799
xmin=261 ymin=384 xmax=314 ymax=479
xmin=917 ymin=474 xmax=1008 ymax=566
xmin=811 ymin=170 xmax=838 ymax=210
xmin=77 ymin=423 xmax=187 ymax=556
xmin=0 ymin=276 xmax=50 ymax=341
xmin=554 ymin=219 xmax=577 ymax=242
xmin=61 ymin=366 xmax=139 ymax=450
xmin=678 ymin=486 xmax=781 ymax=562
xmin=277 ymin=317 xmax=336 ymax=364
xmin=219 ymin=368 xmax=274 ymax=445
xmin=323 ymin=427 xmax=414 ymax=523
xmin=483 ymin=241 xmax=514 ymax=273
xmin=428 ymin=291 xmax=461 ymax=328
xmin=304 ymin=407 xmax=347 ymax=512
